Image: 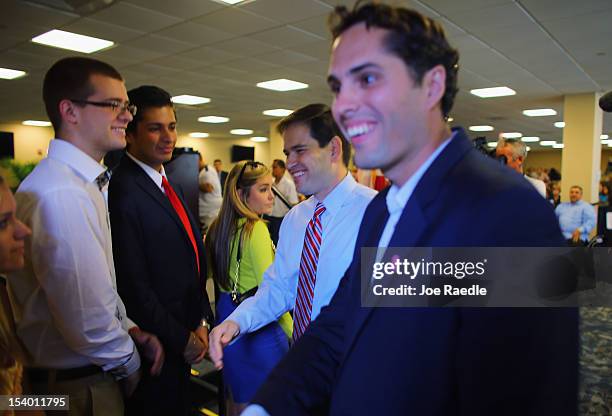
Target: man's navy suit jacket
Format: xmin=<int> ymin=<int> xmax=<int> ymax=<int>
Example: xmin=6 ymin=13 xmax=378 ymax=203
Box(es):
xmin=108 ymin=155 xmax=212 ymax=413
xmin=254 ymin=128 xmax=578 ymax=415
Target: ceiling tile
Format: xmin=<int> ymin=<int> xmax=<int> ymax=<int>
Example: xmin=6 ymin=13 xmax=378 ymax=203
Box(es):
xmin=192 ymin=7 xmax=278 ymax=36
xmin=249 ymin=26 xmax=323 ymax=49
xmin=62 ymin=18 xmax=144 ymax=43
xmin=123 ymin=0 xmax=223 ymax=19
xmin=88 ymin=2 xmax=182 ymax=33
xmin=240 ymin=0 xmax=331 ymax=24
xmin=153 ymin=22 xmax=234 ymax=46
xmin=124 ymin=35 xmax=197 ymax=55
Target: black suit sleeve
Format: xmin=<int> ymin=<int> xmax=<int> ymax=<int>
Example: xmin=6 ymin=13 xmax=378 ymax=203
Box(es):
xmin=110 ymin=195 xmax=191 ymax=355
xmin=252 ymin=261 xmax=355 ymax=415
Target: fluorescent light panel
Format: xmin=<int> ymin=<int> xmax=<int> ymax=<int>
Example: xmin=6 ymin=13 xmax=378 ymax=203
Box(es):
xmin=217 ymin=0 xmax=244 ymax=4
xmin=601 ymin=134 xmax=609 ymax=140
xmin=22 ymin=120 xmax=51 ymax=127
xmin=552 ymin=143 xmax=564 ymax=149
xmin=172 ymin=95 xmax=210 ymax=105
xmin=526 ymin=146 xmax=531 ymax=151
xmin=198 ymin=116 xmax=229 ymax=123
xmin=230 ymin=129 xmax=253 ymax=135
xmin=447 ymin=117 xmax=454 ymax=122
xmin=263 ymin=109 xmax=293 ymax=117
xmin=500 ymin=132 xmax=522 ymax=139
xmin=256 ymin=79 xmax=308 ymax=92
xmin=469 ymin=125 xmax=494 ymax=132
xmin=189 ymin=132 xmax=209 ymax=138
xmin=601 ymin=140 xmax=612 ymax=145
xmin=32 ymin=29 xmax=113 ymax=53
xmin=486 ymin=142 xmax=497 ymax=148
xmin=554 ymin=121 xmax=565 ymax=128
xmin=540 ymin=140 xmax=557 ymax=146
xmin=522 ymin=108 xmax=557 ymax=117
xmin=470 ymin=86 xmax=515 ymax=98
xmin=0 ymin=67 xmax=27 ymax=80
xmin=250 ymin=136 xmax=268 ymax=142
xmin=521 ymin=136 xmax=540 ymax=142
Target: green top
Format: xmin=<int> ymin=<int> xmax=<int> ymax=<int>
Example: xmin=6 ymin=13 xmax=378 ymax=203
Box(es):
xmin=223 ymin=219 xmax=292 ymax=338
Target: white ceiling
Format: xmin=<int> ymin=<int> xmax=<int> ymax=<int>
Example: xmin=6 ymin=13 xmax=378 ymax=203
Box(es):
xmin=2 ymin=0 xmax=612 ymax=150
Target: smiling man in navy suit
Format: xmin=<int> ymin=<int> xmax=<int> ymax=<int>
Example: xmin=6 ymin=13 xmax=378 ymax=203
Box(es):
xmin=108 ymin=85 xmax=213 ymax=415
xmin=245 ymin=2 xmax=578 ymax=416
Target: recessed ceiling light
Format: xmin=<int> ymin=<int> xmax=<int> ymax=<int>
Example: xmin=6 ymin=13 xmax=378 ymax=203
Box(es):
xmin=198 ymin=116 xmax=229 ymax=123
xmin=32 ymin=29 xmax=113 ymax=53
xmin=263 ymin=109 xmax=293 ymax=117
xmin=189 ymin=132 xmax=209 ymax=138
xmin=526 ymin=146 xmax=531 ymax=151
xmin=500 ymin=132 xmax=522 ymax=139
xmin=554 ymin=121 xmax=565 ymax=128
xmin=0 ymin=67 xmax=27 ymax=80
xmin=250 ymin=136 xmax=269 ymax=142
xmin=256 ymin=79 xmax=308 ymax=92
xmin=171 ymin=95 xmax=210 ymax=105
xmin=447 ymin=117 xmax=454 ymax=122
xmin=601 ymin=134 xmax=609 ymax=140
xmin=486 ymin=142 xmax=497 ymax=148
xmin=552 ymin=143 xmax=564 ymax=149
xmin=469 ymin=125 xmax=494 ymax=132
xmin=521 ymin=136 xmax=540 ymax=142
xmin=230 ymin=129 xmax=254 ymax=135
xmin=216 ymin=0 xmax=244 ymax=4
xmin=540 ymin=140 xmax=557 ymax=146
xmin=469 ymin=86 xmax=516 ymax=98
xmin=22 ymin=120 xmax=51 ymax=127
xmin=522 ymin=108 xmax=557 ymax=117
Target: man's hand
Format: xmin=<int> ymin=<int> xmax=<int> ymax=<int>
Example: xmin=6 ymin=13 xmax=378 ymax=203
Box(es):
xmin=129 ymin=327 xmax=165 ymax=376
xmin=183 ymin=331 xmax=205 ymax=364
xmin=209 ymin=320 xmax=240 ymax=370
xmin=572 ymin=228 xmax=581 ymax=243
xmin=193 ymin=326 xmax=209 ymax=364
xmin=120 ymin=369 xmax=141 ymax=398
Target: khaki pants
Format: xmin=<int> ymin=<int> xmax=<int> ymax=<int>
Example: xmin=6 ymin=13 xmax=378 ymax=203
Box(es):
xmin=30 ymin=371 xmax=123 ymax=416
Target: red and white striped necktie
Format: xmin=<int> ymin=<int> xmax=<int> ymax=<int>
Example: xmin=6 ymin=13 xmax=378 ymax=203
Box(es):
xmin=293 ymin=202 xmax=326 ymax=342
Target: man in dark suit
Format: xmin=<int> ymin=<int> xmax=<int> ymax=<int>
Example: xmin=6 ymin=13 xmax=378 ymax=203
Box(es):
xmin=213 ymin=158 xmax=228 ymax=194
xmin=246 ymin=3 xmax=578 ymax=415
xmin=108 ymin=85 xmax=213 ymax=415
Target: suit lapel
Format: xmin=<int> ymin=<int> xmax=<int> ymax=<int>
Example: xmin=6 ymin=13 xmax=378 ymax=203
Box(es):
xmin=344 ymin=128 xmax=473 ymax=353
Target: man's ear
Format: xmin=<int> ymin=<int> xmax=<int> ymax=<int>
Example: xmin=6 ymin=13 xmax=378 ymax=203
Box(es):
xmin=424 ymin=64 xmax=446 ymax=112
xmin=58 ymin=99 xmax=78 ymax=126
xmin=329 ymin=135 xmax=343 ymax=163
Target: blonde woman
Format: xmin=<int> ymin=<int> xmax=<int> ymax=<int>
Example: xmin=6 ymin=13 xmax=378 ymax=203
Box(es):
xmin=0 ymin=174 xmax=38 ymax=416
xmin=206 ymin=161 xmax=292 ymax=415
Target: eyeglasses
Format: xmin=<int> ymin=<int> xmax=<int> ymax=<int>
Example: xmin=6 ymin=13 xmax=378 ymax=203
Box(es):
xmin=70 ymin=99 xmax=137 ymax=117
xmin=237 ymin=161 xmax=264 ymax=184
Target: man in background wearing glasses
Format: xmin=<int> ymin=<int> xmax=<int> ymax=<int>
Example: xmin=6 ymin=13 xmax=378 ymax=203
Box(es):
xmin=8 ymin=57 xmax=163 ymax=415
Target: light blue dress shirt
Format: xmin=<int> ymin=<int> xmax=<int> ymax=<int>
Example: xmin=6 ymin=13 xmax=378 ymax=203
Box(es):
xmin=226 ymin=173 xmax=376 ymax=339
xmin=555 ymin=200 xmax=596 ymax=241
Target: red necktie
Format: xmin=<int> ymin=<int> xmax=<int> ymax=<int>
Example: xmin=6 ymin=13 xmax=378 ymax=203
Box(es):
xmin=293 ymin=202 xmax=326 ymax=341
xmin=161 ymin=176 xmax=200 ymax=274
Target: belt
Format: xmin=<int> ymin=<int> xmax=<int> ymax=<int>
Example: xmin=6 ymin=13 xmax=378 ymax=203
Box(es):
xmin=27 ymin=365 xmax=102 ymax=383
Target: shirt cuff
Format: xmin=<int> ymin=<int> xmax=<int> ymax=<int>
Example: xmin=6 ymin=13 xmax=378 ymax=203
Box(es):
xmin=241 ymin=404 xmax=270 ymax=416
xmin=225 ymin=309 xmax=249 ymax=342
xmin=107 ymin=346 xmax=141 ymax=380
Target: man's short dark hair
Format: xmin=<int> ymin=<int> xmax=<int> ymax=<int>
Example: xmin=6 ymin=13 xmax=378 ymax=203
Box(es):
xmin=273 ymin=159 xmax=286 ymax=170
xmin=329 ymin=1 xmax=459 ymax=117
xmin=43 ymin=57 xmax=123 ymax=133
xmin=277 ymin=103 xmax=351 ymax=167
xmin=126 ymin=85 xmax=174 ymax=134
xmin=214 ymin=159 xmax=222 ymax=164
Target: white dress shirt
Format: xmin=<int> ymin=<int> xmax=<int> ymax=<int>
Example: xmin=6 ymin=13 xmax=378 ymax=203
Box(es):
xmin=8 ymin=139 xmax=140 ymax=378
xmin=227 ymin=173 xmax=376 ymax=338
xmin=525 ymin=175 xmax=547 ymax=198
xmin=271 ymin=175 xmax=298 ymax=217
xmin=198 ymin=165 xmax=222 ymax=228
xmin=126 ymin=152 xmax=167 ymax=192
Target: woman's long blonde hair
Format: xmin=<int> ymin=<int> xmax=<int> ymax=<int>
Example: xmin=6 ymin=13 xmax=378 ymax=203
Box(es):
xmin=205 ymin=161 xmax=271 ymax=291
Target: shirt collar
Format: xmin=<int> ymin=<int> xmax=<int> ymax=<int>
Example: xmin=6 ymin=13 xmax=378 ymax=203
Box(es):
xmin=386 ymin=131 xmax=455 ymax=215
xmin=47 ymin=139 xmax=105 ymax=184
xmin=126 ymin=152 xmax=167 ymax=189
xmin=315 ymin=173 xmax=357 ymax=217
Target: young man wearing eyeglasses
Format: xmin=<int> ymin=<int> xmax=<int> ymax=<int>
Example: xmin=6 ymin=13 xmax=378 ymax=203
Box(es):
xmin=107 ymin=85 xmax=213 ymax=416
xmin=8 ymin=57 xmax=164 ymax=415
